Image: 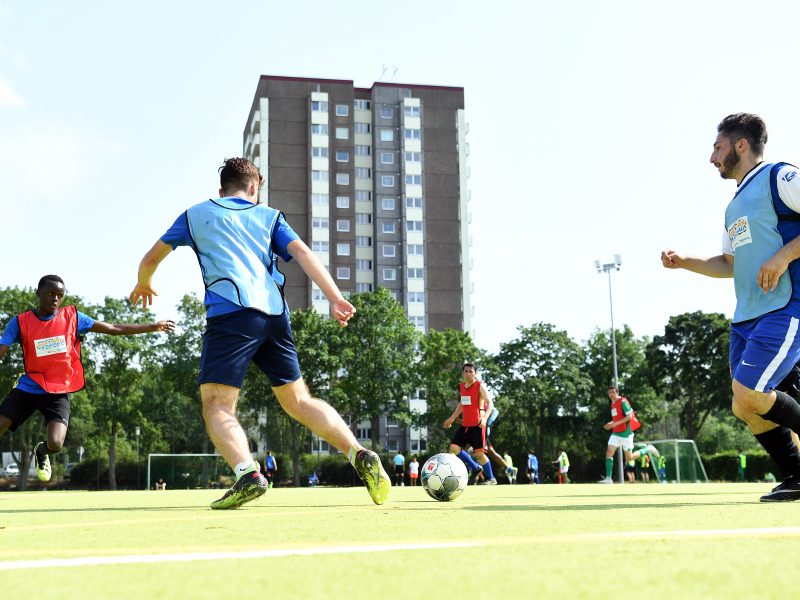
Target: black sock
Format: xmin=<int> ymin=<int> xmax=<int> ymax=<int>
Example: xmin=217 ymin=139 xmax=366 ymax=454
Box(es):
xmin=754 ymin=426 xmax=800 ymax=479
xmin=762 ymin=390 xmax=800 ymax=434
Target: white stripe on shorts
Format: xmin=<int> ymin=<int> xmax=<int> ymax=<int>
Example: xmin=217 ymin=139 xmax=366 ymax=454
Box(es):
xmin=755 ymin=317 xmax=799 ymax=392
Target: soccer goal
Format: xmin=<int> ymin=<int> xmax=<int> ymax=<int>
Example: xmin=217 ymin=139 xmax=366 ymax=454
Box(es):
xmin=146 ymin=453 xmax=232 ymax=491
xmin=641 ymin=439 xmax=708 ymax=483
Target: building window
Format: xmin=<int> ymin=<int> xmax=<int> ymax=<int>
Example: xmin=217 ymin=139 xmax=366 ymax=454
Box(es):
xmin=335 ymin=127 xmax=349 ymax=140
xmin=312 ymin=288 xmax=326 ymax=301
xmin=409 ymin=292 xmax=425 ymax=303
xmin=382 ymin=244 xmax=396 ymax=257
xmin=356 ymin=259 xmax=373 ymax=270
xmin=383 ymin=268 xmax=396 ymax=281
xmin=337 ymin=267 xmax=351 ymax=280
xmin=407 ymin=243 xmax=423 ymax=256
xmin=381 ymin=197 xmax=396 ymax=211
xmin=311 ymin=100 xmax=328 ymax=112
xmin=335 ymin=151 xmax=349 ymax=162
xmin=357 ymin=426 xmax=371 ymax=440
xmin=408 ymin=268 xmax=424 ymax=279
xmin=381 ymin=175 xmax=395 ymax=187
xmin=406 ymin=197 xmax=422 ymax=208
xmin=355 ymin=190 xmax=372 ymax=201
xmin=336 ymin=195 xmax=350 ymax=208
xmin=406 ymin=220 xmax=423 ymax=232
xmin=380 ymin=152 xmax=394 ymax=165
xmin=312 ymin=147 xmax=329 ymax=158
xmin=404 ymin=129 xmax=421 ymax=139
xmin=404 ymin=105 xmax=421 ymax=117
xmin=380 ymin=128 xmax=394 ymax=142
xmin=311 ymin=124 xmax=328 ymax=135
xmin=312 ymin=193 xmax=329 ymax=205
xmin=354 ymin=123 xmax=371 ymax=134
xmin=405 ymin=151 xmax=421 ymax=163
xmin=336 ymin=243 xmax=351 ymax=256
xmin=409 ymin=315 xmax=425 ymax=329
xmin=380 ymin=105 xmax=393 ymax=119
xmin=312 ymin=170 xmax=329 ymax=182
xmin=336 ymin=219 xmax=350 ymax=232
xmin=355 ymin=167 xmax=371 ymax=180
xmin=405 ymin=174 xmax=422 ymax=185
xmin=336 ymin=173 xmax=350 ymax=185
xmin=312 ymin=217 xmax=329 ymax=228
xmin=356 ymin=236 xmax=372 ymax=247
xmin=355 ymin=213 xmax=372 ymax=224
xmin=356 ymin=282 xmax=373 ymax=292
xmin=335 ymin=104 xmax=349 ymax=117
xmin=354 ymin=99 xmax=371 ymax=110
xmin=311 ymin=241 xmax=329 ymax=252
xmin=382 ymin=222 xmax=396 ymax=234
xmin=355 ymin=145 xmax=371 ymax=156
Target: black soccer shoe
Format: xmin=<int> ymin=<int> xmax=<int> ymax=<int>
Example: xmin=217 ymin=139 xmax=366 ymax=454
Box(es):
xmin=210 ymin=471 xmax=268 ymax=509
xmin=760 ymin=475 xmax=800 ymax=502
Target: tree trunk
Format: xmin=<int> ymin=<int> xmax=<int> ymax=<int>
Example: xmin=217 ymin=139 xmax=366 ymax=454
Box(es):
xmin=371 ymin=414 xmax=381 ymax=450
xmin=108 ymin=422 xmax=117 ymax=491
xmin=290 ymin=419 xmax=301 ymax=487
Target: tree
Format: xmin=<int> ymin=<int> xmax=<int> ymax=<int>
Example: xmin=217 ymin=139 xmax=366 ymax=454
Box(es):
xmin=646 ymin=311 xmax=731 ymax=439
xmin=337 ymin=288 xmax=419 ymax=449
xmin=417 ymin=328 xmax=485 ymax=451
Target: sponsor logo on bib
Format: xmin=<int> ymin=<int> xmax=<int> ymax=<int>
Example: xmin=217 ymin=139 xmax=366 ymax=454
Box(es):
xmin=460 ymin=395 xmax=472 ymax=405
xmin=727 ymin=216 xmax=752 ymax=250
xmin=34 ymin=335 xmax=68 ymax=357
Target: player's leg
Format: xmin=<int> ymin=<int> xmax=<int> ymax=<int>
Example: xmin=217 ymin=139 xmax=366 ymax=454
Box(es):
xmin=600 ymin=439 xmax=619 ymax=483
xmin=450 ymin=434 xmax=482 ymax=482
xmin=32 ymin=394 xmax=71 ymax=482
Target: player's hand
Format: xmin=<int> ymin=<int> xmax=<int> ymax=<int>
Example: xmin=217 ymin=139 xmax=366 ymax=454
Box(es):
xmin=154 ymin=320 xmax=176 ymax=333
xmin=603 ymin=421 xmax=613 ymax=431
xmin=330 ymin=297 xmax=356 ymax=327
xmin=443 ymin=417 xmax=454 ymax=429
xmin=130 ymin=283 xmax=158 ymax=309
xmin=758 ymin=253 xmax=789 ymax=293
xmin=479 ymin=417 xmax=488 ymax=428
xmin=661 ymin=249 xmax=684 ymax=269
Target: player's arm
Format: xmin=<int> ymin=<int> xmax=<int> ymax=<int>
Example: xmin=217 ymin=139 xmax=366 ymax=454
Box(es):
xmin=478 ymin=383 xmax=493 ymax=427
xmin=761 ymin=166 xmax=800 ymax=291
xmin=0 ymin=344 xmax=8 ymax=361
xmin=130 ymin=240 xmax=174 ymax=309
xmin=288 ymin=238 xmax=356 ymax=327
xmin=443 ymin=403 xmax=463 ymax=428
xmin=89 ymin=320 xmax=176 ymax=336
xmin=661 ymin=250 xmax=734 ymax=278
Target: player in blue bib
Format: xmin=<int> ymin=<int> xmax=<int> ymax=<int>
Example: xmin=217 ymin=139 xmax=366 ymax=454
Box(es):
xmin=662 ymin=113 xmax=800 ymax=501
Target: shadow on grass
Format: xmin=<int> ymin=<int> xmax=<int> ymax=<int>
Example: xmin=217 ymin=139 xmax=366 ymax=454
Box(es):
xmin=459 ymin=500 xmax=754 ymax=511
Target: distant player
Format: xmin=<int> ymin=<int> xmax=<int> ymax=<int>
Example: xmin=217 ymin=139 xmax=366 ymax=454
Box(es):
xmin=130 ymin=157 xmax=390 ymax=509
xmin=598 ymin=386 xmax=658 ymax=484
xmin=662 ymin=113 xmax=800 ymax=501
xmin=552 ymin=447 xmax=570 ymax=484
xmin=483 ymin=407 xmax=516 ymax=481
xmin=408 ymin=455 xmax=419 ymax=487
xmin=526 ymin=450 xmax=539 ymax=484
xmin=262 ymin=451 xmax=277 ymax=488
xmin=444 ymin=363 xmax=496 ymax=484
xmin=392 ymin=451 xmax=405 ymax=486
xmin=0 ymin=275 xmax=174 ymax=482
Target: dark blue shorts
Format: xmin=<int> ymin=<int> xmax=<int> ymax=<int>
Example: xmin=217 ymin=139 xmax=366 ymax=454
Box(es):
xmin=198 ymin=308 xmax=302 ymax=388
xmin=730 ymin=311 xmax=800 ymax=392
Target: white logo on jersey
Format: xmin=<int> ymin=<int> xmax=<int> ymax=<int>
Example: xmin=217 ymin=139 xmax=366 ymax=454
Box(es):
xmin=34 ymin=336 xmax=67 ymax=357
xmin=727 ymin=216 xmax=752 ymax=251
xmin=460 ymin=395 xmax=472 ymax=405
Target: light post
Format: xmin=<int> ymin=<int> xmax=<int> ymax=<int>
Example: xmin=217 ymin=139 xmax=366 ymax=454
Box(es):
xmin=135 ymin=426 xmax=141 ymax=490
xmin=595 ymin=254 xmax=623 ymax=482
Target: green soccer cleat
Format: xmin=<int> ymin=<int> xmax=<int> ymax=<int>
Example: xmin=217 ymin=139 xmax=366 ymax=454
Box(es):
xmin=353 ymin=449 xmax=391 ymax=505
xmin=210 ymin=471 xmax=268 ymax=510
xmin=33 ymin=442 xmax=51 ymax=482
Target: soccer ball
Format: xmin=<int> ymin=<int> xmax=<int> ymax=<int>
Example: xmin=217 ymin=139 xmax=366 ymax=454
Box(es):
xmin=421 ymin=453 xmax=468 ymax=502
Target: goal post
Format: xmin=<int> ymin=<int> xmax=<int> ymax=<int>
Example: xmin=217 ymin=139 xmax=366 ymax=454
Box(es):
xmin=641 ymin=439 xmax=708 ymax=483
xmin=146 ymin=453 xmax=232 ymax=490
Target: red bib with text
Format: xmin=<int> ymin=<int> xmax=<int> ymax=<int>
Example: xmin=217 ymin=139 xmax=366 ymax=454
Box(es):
xmin=19 ymin=305 xmax=85 ymax=393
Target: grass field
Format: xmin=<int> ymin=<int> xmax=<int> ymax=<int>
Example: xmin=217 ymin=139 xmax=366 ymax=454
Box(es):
xmin=1 ymin=482 xmax=797 ymax=600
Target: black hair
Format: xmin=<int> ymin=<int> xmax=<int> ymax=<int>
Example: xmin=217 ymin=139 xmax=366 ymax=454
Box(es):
xmin=717 ymin=113 xmax=768 ymax=157
xmin=37 ymin=274 xmax=64 ymax=291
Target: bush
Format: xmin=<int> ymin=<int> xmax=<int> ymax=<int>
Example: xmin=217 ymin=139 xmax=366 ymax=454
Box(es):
xmin=702 ymin=451 xmax=775 ymax=482
xmin=69 ymin=457 xmax=145 ymax=489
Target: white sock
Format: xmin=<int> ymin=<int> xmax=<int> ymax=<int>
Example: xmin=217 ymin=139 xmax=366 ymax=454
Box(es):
xmin=235 ymin=460 xmax=257 ymax=480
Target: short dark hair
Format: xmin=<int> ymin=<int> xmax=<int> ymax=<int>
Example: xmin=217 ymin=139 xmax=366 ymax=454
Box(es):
xmin=463 ymin=362 xmax=476 ymax=370
xmin=717 ymin=113 xmax=768 ymax=157
xmin=37 ymin=274 xmax=64 ymax=291
xmin=608 ymin=385 xmax=618 ymax=391
xmin=219 ymin=157 xmax=263 ymax=194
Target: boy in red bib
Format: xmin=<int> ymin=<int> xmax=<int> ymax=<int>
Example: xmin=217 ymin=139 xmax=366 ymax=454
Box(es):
xmin=0 ymin=275 xmax=174 ymax=482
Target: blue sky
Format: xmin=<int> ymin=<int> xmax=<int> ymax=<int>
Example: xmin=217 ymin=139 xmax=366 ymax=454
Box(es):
xmin=3 ymin=1 xmax=800 ymax=352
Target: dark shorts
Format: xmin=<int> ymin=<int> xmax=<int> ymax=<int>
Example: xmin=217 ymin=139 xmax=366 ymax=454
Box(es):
xmin=451 ymin=425 xmax=485 ymax=451
xmin=0 ymin=388 xmax=70 ymax=431
xmin=199 ymin=308 xmax=302 ymax=388
xmin=394 ymin=465 xmax=405 ymax=475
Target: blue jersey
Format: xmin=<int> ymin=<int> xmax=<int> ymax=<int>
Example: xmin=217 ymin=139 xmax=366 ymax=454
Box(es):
xmin=0 ymin=310 xmax=95 ymax=394
xmin=161 ymin=197 xmax=299 ymax=317
xmin=527 ymin=454 xmax=538 ymax=471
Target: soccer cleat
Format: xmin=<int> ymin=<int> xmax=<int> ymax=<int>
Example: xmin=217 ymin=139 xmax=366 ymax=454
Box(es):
xmin=468 ymin=468 xmax=483 ymax=485
xmin=760 ymin=476 xmax=800 ymax=502
xmin=598 ymin=477 xmax=613 ymax=484
xmin=506 ymin=466 xmax=514 ymax=475
xmin=646 ymin=444 xmax=661 ymax=458
xmin=33 ymin=442 xmax=52 ymax=482
xmin=478 ymin=478 xmax=498 ymax=485
xmin=210 ymin=470 xmax=268 ymax=510
xmin=353 ymin=449 xmax=391 ymax=505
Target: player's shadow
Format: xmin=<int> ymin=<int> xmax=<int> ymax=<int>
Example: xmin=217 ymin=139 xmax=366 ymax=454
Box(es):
xmin=460 ymin=500 xmax=751 ymax=511
xmin=0 ymin=505 xmax=208 ymax=514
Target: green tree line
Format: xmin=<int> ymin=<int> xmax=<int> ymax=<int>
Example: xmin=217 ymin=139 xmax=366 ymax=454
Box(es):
xmin=0 ymin=284 xmax=748 ymax=487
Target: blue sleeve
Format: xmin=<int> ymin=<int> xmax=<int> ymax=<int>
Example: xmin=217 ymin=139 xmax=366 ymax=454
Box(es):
xmin=0 ymin=316 xmax=20 ymax=346
xmin=76 ymin=312 xmax=96 ymax=334
xmin=272 ymin=214 xmax=300 ymax=262
xmin=160 ymin=213 xmax=192 ymax=250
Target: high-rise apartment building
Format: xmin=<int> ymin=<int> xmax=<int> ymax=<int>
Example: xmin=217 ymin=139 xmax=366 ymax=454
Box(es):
xmin=243 ymin=75 xmax=473 ymax=454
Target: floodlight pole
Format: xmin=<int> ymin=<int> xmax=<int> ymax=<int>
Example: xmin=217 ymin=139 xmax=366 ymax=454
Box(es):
xmin=135 ymin=426 xmax=141 ymax=490
xmin=595 ymin=255 xmax=624 ymax=483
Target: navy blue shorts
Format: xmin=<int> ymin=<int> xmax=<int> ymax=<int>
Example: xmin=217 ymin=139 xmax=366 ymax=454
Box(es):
xmin=730 ymin=311 xmax=800 ymax=392
xmin=198 ymin=308 xmax=302 ymax=388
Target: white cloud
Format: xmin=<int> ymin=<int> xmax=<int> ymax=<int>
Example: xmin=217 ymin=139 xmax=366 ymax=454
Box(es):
xmin=0 ymin=77 xmax=24 ymax=108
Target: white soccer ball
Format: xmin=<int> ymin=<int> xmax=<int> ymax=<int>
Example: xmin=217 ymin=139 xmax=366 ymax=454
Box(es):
xmin=421 ymin=453 xmax=468 ymax=501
